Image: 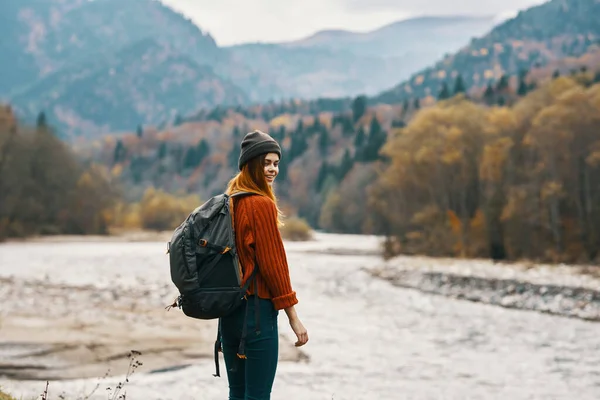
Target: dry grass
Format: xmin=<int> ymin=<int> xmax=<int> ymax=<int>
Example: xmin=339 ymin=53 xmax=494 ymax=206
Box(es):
xmin=0 ymin=389 xmax=17 ymax=400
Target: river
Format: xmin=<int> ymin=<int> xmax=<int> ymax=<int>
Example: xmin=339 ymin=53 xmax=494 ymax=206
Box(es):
xmin=0 ymin=233 xmax=599 ymax=399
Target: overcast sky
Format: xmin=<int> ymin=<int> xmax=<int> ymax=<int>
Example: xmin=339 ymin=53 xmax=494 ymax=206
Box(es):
xmin=160 ymin=0 xmax=546 ymax=46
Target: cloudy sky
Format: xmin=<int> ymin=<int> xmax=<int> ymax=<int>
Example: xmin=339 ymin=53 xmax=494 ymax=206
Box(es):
xmin=160 ymin=0 xmax=546 ymax=46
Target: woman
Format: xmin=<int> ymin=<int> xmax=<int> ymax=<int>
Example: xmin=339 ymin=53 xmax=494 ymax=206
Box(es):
xmin=221 ymin=129 xmax=309 ymax=400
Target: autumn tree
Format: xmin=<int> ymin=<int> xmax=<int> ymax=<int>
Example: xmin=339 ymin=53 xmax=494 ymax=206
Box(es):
xmin=0 ymin=106 xmax=118 ymax=239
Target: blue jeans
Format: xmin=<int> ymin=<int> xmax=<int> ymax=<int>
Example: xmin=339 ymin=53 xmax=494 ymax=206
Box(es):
xmin=220 ymin=297 xmax=279 ymax=400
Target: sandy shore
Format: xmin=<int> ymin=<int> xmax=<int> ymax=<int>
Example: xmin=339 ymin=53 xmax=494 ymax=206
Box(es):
xmin=0 ymin=277 xmax=307 ymax=381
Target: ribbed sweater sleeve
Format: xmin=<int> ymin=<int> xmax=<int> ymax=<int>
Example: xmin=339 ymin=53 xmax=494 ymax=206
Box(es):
xmin=250 ymin=196 xmax=298 ymax=310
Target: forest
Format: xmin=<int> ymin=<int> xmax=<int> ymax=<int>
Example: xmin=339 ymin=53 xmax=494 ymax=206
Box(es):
xmin=2 ymin=69 xmax=600 ymax=264
xmin=368 ymin=73 xmax=600 ymax=264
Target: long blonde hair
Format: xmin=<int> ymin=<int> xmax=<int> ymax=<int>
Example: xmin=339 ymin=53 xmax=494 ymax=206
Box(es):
xmin=226 ymin=153 xmax=284 ymax=226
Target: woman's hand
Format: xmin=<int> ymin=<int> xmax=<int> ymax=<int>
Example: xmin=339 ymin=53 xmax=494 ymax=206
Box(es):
xmin=284 ymin=305 xmax=309 ymax=347
xmin=289 ymin=317 xmax=308 ymax=347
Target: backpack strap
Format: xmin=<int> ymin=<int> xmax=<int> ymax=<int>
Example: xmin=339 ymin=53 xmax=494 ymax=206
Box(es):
xmin=213 ymin=266 xmax=258 ymax=377
xmin=212 ymin=318 xmax=222 ymax=377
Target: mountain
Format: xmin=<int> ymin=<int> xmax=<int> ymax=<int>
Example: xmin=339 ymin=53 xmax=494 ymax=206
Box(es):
xmin=285 ymin=16 xmax=497 ymax=59
xmin=373 ymin=0 xmax=600 ymax=104
xmin=1 ymin=0 xmax=500 ymax=137
xmin=226 ymin=16 xmax=498 ymax=99
xmin=1 ymin=0 xmax=251 ymax=137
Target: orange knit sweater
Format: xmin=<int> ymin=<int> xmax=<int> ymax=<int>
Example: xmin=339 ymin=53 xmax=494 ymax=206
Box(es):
xmin=231 ymin=194 xmax=298 ymax=310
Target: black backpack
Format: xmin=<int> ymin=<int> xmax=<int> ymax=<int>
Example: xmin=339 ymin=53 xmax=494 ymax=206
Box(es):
xmin=165 ymin=191 xmax=259 ymax=377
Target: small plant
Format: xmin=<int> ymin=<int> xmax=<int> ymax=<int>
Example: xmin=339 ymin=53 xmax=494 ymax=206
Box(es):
xmin=105 ymin=350 xmax=143 ymax=400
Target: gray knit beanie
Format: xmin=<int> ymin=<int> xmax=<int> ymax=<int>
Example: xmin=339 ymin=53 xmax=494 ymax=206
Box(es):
xmin=238 ymin=130 xmax=282 ymax=170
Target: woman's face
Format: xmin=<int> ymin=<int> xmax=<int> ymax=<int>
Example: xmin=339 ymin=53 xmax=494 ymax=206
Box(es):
xmin=263 ymin=153 xmax=280 ymax=186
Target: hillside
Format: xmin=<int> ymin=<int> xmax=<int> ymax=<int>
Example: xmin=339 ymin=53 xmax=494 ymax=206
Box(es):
xmin=373 ymin=0 xmax=600 ymax=104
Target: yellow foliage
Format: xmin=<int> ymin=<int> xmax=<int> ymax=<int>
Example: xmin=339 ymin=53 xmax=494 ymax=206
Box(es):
xmin=446 ymin=210 xmax=462 ymax=236
xmin=540 ymin=181 xmax=564 ymax=201
xmin=280 ymin=217 xmax=314 ymax=241
xmin=107 ymin=188 xmax=201 ymax=232
xmin=111 ymin=163 xmax=123 ymax=177
xmin=139 ymin=187 xmax=201 ymax=231
xmin=270 ymin=114 xmax=291 ymax=128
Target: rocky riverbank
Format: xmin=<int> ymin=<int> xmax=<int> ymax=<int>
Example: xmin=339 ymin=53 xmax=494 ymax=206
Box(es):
xmin=367 ymin=255 xmax=600 ymax=322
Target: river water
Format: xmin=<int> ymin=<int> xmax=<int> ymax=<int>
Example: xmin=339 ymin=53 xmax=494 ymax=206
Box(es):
xmin=1 ymin=233 xmax=599 ymax=399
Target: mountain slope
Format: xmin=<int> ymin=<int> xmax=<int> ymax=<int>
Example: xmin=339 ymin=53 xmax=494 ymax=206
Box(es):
xmin=11 ymin=38 xmax=248 ymax=137
xmin=373 ymin=0 xmax=600 ymax=104
xmin=2 ymin=0 xmax=254 ymax=136
xmin=1 ymin=0 xmax=221 ymax=96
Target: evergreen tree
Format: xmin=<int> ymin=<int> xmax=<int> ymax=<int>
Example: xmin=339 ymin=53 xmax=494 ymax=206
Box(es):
xmin=113 ymin=140 xmax=126 ymax=163
xmin=136 ymin=124 xmax=143 ymax=138
xmin=354 ymin=126 xmax=365 ymax=148
xmin=361 ymin=116 xmax=386 ymax=161
xmin=552 ymin=69 xmax=561 ymax=79
xmin=483 ymin=83 xmax=495 ymax=105
xmin=413 ymin=98 xmax=420 ymax=110
xmin=496 ymin=74 xmax=509 ymax=92
xmin=227 ymin=140 xmax=240 ymax=170
xmin=594 ymin=70 xmax=600 ymax=83
xmin=183 ymin=147 xmax=197 ymax=169
xmin=289 ymin=132 xmax=308 ymax=161
xmin=341 ymin=115 xmax=354 ymax=137
xmin=316 ymin=162 xmax=329 ymax=191
xmin=352 ymin=95 xmax=367 ymax=123
xmin=278 ymin=149 xmax=289 ymax=182
xmin=36 ymin=111 xmax=47 ymax=129
xmin=232 ymin=125 xmax=241 ymax=139
xmin=337 ymin=149 xmax=353 ymax=181
xmin=158 ymin=141 xmax=167 ymax=159
xmin=517 ymin=76 xmax=528 ymax=96
xmin=402 ymin=99 xmax=410 ymax=114
xmin=438 ymin=82 xmax=451 ymax=100
xmin=453 ymin=74 xmax=466 ymax=95
xmin=318 ymin=129 xmax=329 ymax=155
xmin=197 ymin=139 xmax=210 ymax=160
xmin=275 ymin=125 xmax=285 ymax=142
xmin=295 ymin=118 xmax=304 ymax=135
xmin=310 ymin=115 xmax=322 ymax=137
